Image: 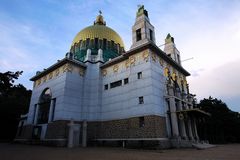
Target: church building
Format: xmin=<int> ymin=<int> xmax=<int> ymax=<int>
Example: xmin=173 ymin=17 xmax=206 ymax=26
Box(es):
xmin=15 ymin=6 xmax=208 ymax=148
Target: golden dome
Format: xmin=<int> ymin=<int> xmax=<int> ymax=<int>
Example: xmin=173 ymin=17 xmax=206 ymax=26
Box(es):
xmin=71 ymin=13 xmax=124 ymax=48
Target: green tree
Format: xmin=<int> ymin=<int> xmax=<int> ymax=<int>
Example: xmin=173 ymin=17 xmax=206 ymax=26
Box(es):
xmin=197 ymin=97 xmax=240 ymax=143
xmin=0 ymin=71 xmax=32 ymax=141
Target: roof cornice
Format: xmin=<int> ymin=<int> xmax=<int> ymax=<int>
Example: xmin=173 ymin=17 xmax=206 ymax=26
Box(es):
xmin=30 ymin=58 xmax=87 ymax=81
xmin=100 ymin=42 xmax=190 ymax=76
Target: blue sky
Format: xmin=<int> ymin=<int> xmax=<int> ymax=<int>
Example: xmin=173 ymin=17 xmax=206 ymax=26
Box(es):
xmin=0 ymin=0 xmax=240 ymax=112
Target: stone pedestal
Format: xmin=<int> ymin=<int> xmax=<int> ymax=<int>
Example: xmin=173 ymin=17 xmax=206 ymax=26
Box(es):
xmin=67 ymin=120 xmax=81 ymax=148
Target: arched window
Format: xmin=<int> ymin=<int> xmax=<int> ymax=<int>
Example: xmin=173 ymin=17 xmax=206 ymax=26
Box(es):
xmin=37 ymin=88 xmax=52 ymax=124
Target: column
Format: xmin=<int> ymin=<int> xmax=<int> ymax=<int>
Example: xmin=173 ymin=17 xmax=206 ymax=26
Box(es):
xmin=168 ymin=86 xmax=179 ymax=138
xmin=192 ymin=118 xmax=199 ymax=141
xmin=187 ymin=117 xmax=194 ymax=140
xmin=177 ymin=99 xmax=187 ymax=140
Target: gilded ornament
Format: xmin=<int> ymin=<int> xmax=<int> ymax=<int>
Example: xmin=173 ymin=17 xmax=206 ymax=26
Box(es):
xmin=172 ymin=72 xmax=177 ymax=81
xmin=79 ymin=68 xmax=85 ymax=76
xmin=36 ymin=79 xmax=41 ymax=86
xmin=55 ymin=68 xmax=60 ymax=76
xmin=125 ymin=59 xmax=130 ymax=68
xmin=159 ymin=58 xmax=164 ymax=66
xmin=102 ymin=69 xmax=107 ymax=76
xmin=142 ymin=51 xmax=149 ymax=61
xmin=178 ymin=113 xmax=184 ymax=120
xmin=113 ymin=65 xmax=119 ymax=72
xmin=164 ymin=67 xmax=169 ymax=77
xmin=63 ymin=64 xmax=73 ymax=73
xmin=42 ymin=76 xmax=47 ymax=83
xmin=151 ymin=53 xmax=157 ymax=62
xmin=49 ymin=72 xmax=53 ymax=80
xmin=129 ymin=56 xmax=136 ymax=65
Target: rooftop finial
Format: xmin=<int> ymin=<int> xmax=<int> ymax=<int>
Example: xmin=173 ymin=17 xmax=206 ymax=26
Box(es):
xmin=136 ymin=5 xmax=148 ymax=17
xmin=94 ymin=10 xmax=106 ymax=25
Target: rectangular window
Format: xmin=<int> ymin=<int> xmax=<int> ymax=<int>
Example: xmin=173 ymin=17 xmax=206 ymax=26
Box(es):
xmin=32 ymin=104 xmax=37 ymax=124
xmin=177 ymin=54 xmax=181 ymax=64
xmin=86 ymin=38 xmax=90 ymax=48
xmin=136 ymin=29 xmax=142 ymax=41
xmin=139 ymin=96 xmax=144 ymax=104
xmin=103 ymin=38 xmax=107 ymax=50
xmin=124 ymin=78 xmax=129 ymax=84
xmin=94 ymin=38 xmax=99 ymax=49
xmin=104 ymin=84 xmax=108 ymax=90
xmin=149 ymin=29 xmax=153 ymax=41
xmin=111 ymin=40 xmax=114 ymax=49
xmin=110 ymin=80 xmax=122 ymax=89
xmin=51 ymin=98 xmax=56 ymax=122
xmin=139 ymin=117 xmax=145 ymax=128
xmin=137 ymin=72 xmax=142 ymax=79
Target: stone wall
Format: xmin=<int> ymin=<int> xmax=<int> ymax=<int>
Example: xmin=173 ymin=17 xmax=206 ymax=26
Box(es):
xmin=88 ymin=115 xmax=167 ymax=140
xmin=15 ymin=125 xmax=34 ymax=140
xmin=45 ymin=120 xmax=69 ymax=139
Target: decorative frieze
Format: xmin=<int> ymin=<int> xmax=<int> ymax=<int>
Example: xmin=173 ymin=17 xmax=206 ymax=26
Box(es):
xmin=125 ymin=59 xmax=130 ymax=68
xmin=102 ymin=69 xmax=107 ymax=76
xmin=113 ymin=65 xmax=119 ymax=72
xmin=62 ymin=63 xmax=73 ymax=73
xmin=34 ymin=63 xmax=85 ymax=88
xmin=79 ymin=68 xmax=85 ymax=76
xmin=151 ymin=53 xmax=157 ymax=62
xmin=142 ymin=50 xmax=149 ymax=62
xmin=129 ymin=55 xmax=136 ymax=65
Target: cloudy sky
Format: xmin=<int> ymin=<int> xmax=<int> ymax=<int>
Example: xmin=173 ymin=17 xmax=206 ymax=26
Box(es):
xmin=0 ymin=0 xmax=240 ymax=112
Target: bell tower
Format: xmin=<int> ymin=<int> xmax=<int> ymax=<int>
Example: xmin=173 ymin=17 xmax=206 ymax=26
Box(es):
xmin=164 ymin=33 xmax=181 ymax=65
xmin=130 ymin=5 xmax=155 ymax=49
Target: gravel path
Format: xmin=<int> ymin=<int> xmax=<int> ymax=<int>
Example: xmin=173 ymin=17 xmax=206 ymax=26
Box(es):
xmin=0 ymin=143 xmax=239 ymax=160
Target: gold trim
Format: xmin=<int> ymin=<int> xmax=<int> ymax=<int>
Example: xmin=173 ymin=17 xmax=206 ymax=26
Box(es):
xmin=113 ymin=65 xmax=119 ymax=72
xmin=102 ymin=69 xmax=107 ymax=76
xmin=129 ymin=56 xmax=136 ymax=65
xmin=142 ymin=50 xmax=149 ymax=62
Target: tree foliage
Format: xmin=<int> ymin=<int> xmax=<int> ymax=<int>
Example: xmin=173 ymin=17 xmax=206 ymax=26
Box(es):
xmin=0 ymin=71 xmax=32 ymax=141
xmin=197 ymin=96 xmax=240 ymax=144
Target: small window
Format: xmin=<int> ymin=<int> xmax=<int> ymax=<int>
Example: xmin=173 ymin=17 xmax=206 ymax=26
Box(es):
xmin=139 ymin=96 xmax=144 ymax=104
xmin=137 ymin=72 xmax=142 ymax=79
xmin=136 ymin=29 xmax=142 ymax=41
xmin=124 ymin=78 xmax=129 ymax=85
xmin=104 ymin=84 xmax=108 ymax=90
xmin=149 ymin=29 xmax=153 ymax=41
xmin=51 ymin=98 xmax=56 ymax=122
xmin=139 ymin=117 xmax=145 ymax=128
xmin=177 ymin=54 xmax=181 ymax=64
xmin=110 ymin=80 xmax=122 ymax=89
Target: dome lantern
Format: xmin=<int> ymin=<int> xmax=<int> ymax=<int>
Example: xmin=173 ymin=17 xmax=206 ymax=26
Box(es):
xmin=94 ymin=10 xmax=106 ymax=26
